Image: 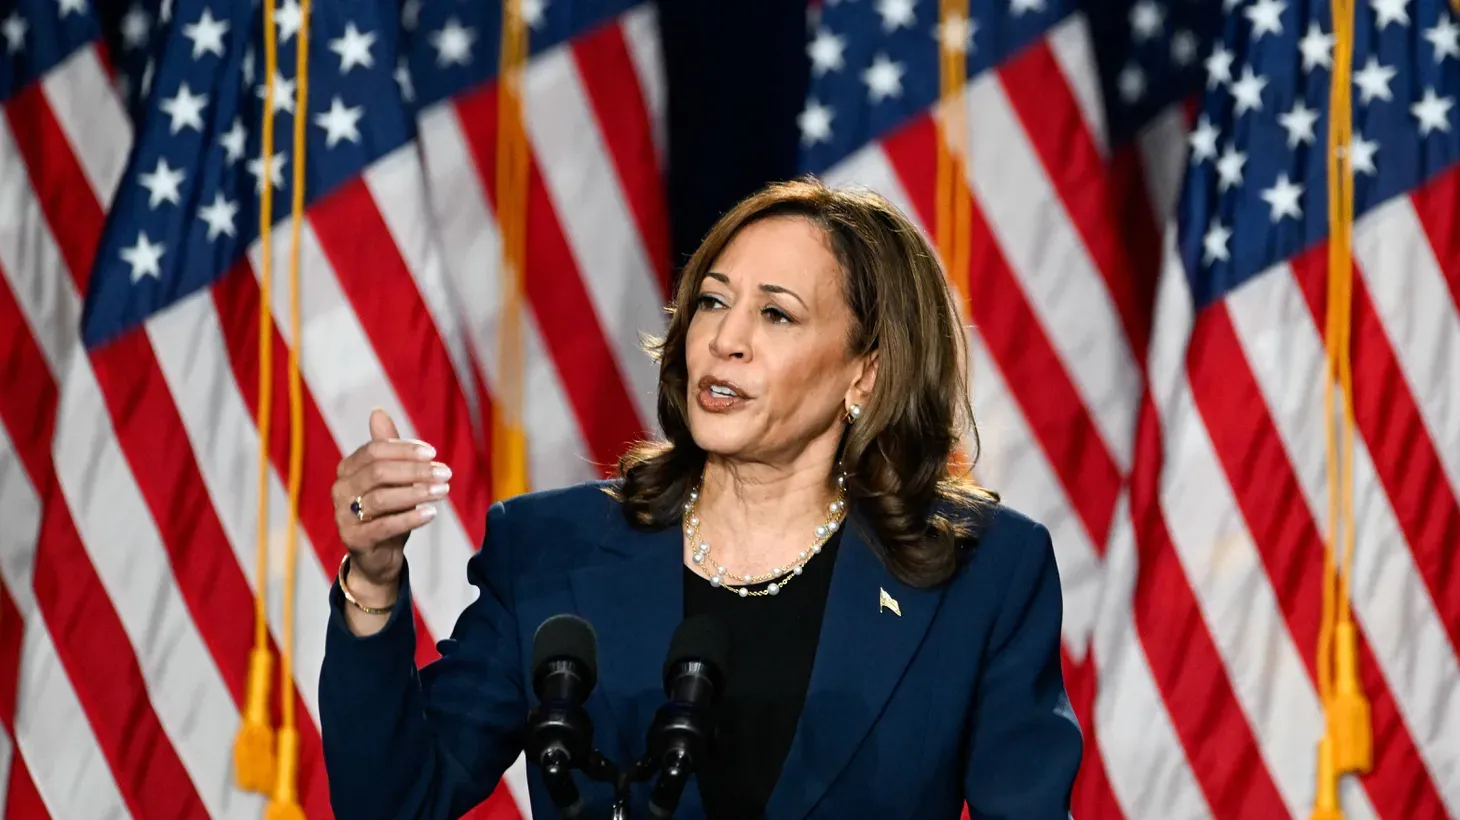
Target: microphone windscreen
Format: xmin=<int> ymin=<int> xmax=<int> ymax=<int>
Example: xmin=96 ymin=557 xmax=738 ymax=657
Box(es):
xmin=663 ymin=614 xmax=730 ymax=680
xmin=532 ymin=613 xmax=599 ymax=686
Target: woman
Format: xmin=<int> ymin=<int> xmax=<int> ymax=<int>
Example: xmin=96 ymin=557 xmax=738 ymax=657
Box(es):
xmin=320 ymin=180 xmax=1083 ymax=819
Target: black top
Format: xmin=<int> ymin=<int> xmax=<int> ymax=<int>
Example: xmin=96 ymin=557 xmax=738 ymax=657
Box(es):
xmin=682 ymin=528 xmax=842 ymax=819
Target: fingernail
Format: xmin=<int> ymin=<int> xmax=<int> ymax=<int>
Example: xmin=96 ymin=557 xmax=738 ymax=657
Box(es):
xmin=418 ymin=504 xmax=438 ymax=521
xmin=416 ymin=444 xmax=437 ymax=459
xmin=427 ymin=483 xmax=449 ymax=497
xmin=431 ymin=465 xmax=452 ymax=482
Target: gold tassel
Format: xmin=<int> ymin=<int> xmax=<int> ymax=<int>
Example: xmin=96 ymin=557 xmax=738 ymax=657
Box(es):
xmin=1310 ymin=736 xmax=1345 ymax=820
xmin=1329 ymin=622 xmax=1372 ymax=773
xmin=265 ymin=727 xmax=307 ymax=820
xmin=494 ymin=0 xmax=531 ymax=501
xmin=233 ymin=647 xmax=277 ymax=792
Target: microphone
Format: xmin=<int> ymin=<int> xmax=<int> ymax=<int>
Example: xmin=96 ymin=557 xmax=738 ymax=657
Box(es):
xmin=644 ymin=615 xmax=730 ymax=819
xmin=525 ymin=614 xmax=599 ymax=819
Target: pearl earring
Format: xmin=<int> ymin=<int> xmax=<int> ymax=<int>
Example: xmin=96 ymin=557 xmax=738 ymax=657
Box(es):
xmin=845 ymin=403 xmax=862 ymax=424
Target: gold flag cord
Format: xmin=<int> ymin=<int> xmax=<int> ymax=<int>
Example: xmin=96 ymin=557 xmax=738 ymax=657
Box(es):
xmin=494 ymin=0 xmax=531 ymax=501
xmin=233 ymin=2 xmax=312 ymax=817
xmin=937 ymin=0 xmax=974 ymax=478
xmin=1313 ymin=0 xmax=1370 ymax=817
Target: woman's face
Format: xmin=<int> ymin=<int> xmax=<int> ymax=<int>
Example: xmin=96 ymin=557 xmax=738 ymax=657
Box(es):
xmin=684 ymin=216 xmax=873 ymax=467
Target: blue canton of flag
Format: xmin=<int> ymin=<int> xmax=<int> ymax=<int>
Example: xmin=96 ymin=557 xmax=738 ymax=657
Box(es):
xmin=1177 ymin=0 xmax=1460 ymax=310
xmin=82 ymin=0 xmax=414 ymax=348
xmin=796 ymin=0 xmax=1220 ymax=177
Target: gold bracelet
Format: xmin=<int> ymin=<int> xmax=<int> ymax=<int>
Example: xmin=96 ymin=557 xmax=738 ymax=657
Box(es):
xmin=338 ymin=554 xmax=397 ymax=615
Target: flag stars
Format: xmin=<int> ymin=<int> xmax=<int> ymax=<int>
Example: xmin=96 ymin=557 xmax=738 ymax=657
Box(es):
xmin=1369 ymin=0 xmax=1410 ymax=30
xmin=808 ymin=27 xmax=847 ymax=76
xmin=1424 ymin=16 xmax=1460 ymax=63
xmin=1230 ymin=66 xmax=1267 ymax=114
xmin=1298 ymin=22 xmax=1333 ymax=72
xmin=1278 ymin=100 xmax=1319 ymax=146
xmin=1118 ymin=64 xmax=1146 ymax=103
xmin=257 ymin=71 xmax=297 ymax=114
xmin=121 ymin=6 xmax=150 ymax=51
xmin=247 ymin=151 xmax=287 ymax=193
xmin=198 ymin=192 xmax=238 ymax=240
xmin=160 ymin=83 xmax=208 ymax=133
xmin=138 ymin=157 xmax=185 ymax=208
xmin=1349 ymin=134 xmax=1379 ymax=174
xmin=1188 ymin=114 xmax=1219 ymax=162
xmin=1411 ymin=88 xmax=1454 ymax=135
xmin=2 ymin=12 xmax=25 ymax=53
xmin=799 ymin=98 xmax=835 ymax=145
xmin=432 ymin=18 xmax=476 ymax=66
xmin=876 ymin=0 xmax=917 ymax=31
xmin=402 ymin=0 xmax=421 ymax=31
xmin=55 ymin=0 xmax=87 ymax=18
xmin=1129 ymin=0 xmax=1164 ymax=42
xmin=1216 ymin=144 xmax=1246 ymax=190
xmin=1261 ymin=173 xmax=1303 ymax=222
xmin=1203 ymin=222 xmax=1232 ymax=265
xmin=862 ymin=53 xmax=905 ymax=103
xmin=1171 ymin=29 xmax=1198 ymax=66
xmin=936 ymin=11 xmax=976 ymax=55
xmin=1205 ymin=43 xmax=1234 ymax=88
xmin=1353 ymin=56 xmax=1395 ymax=104
xmin=1009 ymin=0 xmax=1046 ymax=14
xmin=220 ymin=118 xmax=246 ymax=164
xmin=330 ymin=23 xmax=376 ymax=74
xmin=275 ymin=0 xmax=303 ymax=43
xmin=315 ymin=96 xmax=363 ymax=147
xmin=521 ymin=0 xmax=548 ymax=28
xmin=182 ymin=7 xmax=228 ymax=59
xmin=394 ymin=58 xmax=415 ymax=102
xmin=1244 ymin=0 xmax=1285 ymax=38
xmin=121 ymin=233 xmax=165 ymax=283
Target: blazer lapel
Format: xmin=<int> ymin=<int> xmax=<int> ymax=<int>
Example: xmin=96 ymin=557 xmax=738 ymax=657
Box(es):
xmin=567 ymin=516 xmax=685 ymax=768
xmin=763 ymin=515 xmax=947 ymax=820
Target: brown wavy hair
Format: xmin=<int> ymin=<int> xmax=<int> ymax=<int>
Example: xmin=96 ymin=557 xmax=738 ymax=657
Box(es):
xmin=611 ymin=178 xmax=997 ymax=588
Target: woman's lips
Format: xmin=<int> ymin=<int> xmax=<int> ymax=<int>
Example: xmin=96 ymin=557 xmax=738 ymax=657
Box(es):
xmin=695 ymin=376 xmax=747 ymax=413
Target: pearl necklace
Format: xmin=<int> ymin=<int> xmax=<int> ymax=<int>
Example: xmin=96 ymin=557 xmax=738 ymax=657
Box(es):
xmin=682 ymin=473 xmax=849 ymax=598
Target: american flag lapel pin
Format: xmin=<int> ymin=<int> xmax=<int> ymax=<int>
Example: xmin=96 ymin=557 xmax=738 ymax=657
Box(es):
xmin=879 ymin=587 xmax=901 ymax=616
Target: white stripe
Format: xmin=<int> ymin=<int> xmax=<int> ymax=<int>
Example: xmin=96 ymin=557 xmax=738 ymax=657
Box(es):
xmin=144 ymin=288 xmax=329 ymax=726
xmin=1147 ymin=258 xmax=1379 ymax=820
xmin=0 ymin=724 xmax=9 ymax=813
xmin=1094 ymin=495 xmax=1212 ymax=820
xmin=1227 ymin=264 xmax=1460 ymax=813
xmin=0 ymin=419 xmax=132 ymax=820
xmin=417 ymin=103 xmax=596 ymax=492
xmin=39 ymin=45 xmax=129 ymax=200
xmin=364 ymin=146 xmax=485 ymax=440
xmin=246 ymin=219 xmax=477 ymax=643
xmin=1353 ymin=197 xmax=1460 ymax=499
xmin=619 ymin=3 xmax=668 ymax=165
xmin=1045 ymin=14 xmax=1108 ymax=156
xmin=960 ymin=72 xmax=1140 ymax=471
xmin=524 ymin=44 xmax=663 ymax=429
xmin=1137 ymin=107 xmax=1190 ymax=231
xmin=50 ymin=357 xmax=261 ymax=820
xmin=0 ymin=122 xmax=78 ymax=374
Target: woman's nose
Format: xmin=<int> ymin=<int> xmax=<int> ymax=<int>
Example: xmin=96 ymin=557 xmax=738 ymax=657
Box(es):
xmin=708 ymin=308 xmax=752 ymax=360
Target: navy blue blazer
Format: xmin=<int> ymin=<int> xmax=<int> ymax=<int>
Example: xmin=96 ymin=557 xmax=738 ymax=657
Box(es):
xmin=318 ymin=481 xmax=1082 ymax=819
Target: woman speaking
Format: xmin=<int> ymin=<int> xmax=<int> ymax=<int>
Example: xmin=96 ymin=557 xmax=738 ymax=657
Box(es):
xmin=319 ymin=180 xmax=1083 ymax=819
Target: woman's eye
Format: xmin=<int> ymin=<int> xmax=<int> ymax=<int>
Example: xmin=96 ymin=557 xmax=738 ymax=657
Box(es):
xmin=762 ymin=306 xmax=793 ymax=324
xmin=695 ymin=294 xmax=725 ymax=310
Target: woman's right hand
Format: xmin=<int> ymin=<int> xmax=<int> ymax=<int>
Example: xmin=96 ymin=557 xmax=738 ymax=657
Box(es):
xmin=332 ymin=409 xmax=451 ymax=607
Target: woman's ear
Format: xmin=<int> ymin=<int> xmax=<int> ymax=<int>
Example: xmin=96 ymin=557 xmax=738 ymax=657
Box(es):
xmin=847 ymin=350 xmax=879 ymax=408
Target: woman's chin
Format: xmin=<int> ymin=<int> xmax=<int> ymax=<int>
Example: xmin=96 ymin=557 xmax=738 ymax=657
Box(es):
xmin=688 ymin=418 xmax=754 ymax=458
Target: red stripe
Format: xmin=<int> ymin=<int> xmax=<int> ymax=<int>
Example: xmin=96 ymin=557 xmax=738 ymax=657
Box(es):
xmin=2 ymin=85 xmax=101 ymax=294
xmin=0 ymin=585 xmax=52 ymax=820
xmin=1410 ymin=166 xmax=1460 ymax=314
xmin=881 ymin=116 xmax=1122 ymax=550
xmin=1189 ymin=301 xmax=1448 ymax=820
xmin=998 ymin=42 xmax=1160 ymax=360
xmin=1127 ymin=393 xmax=1289 ymax=818
xmin=210 ymin=263 xmax=442 ymax=669
xmin=1 ymin=258 xmax=208 ymax=819
xmin=451 ymin=86 xmax=648 ymax=472
xmin=1289 ymin=249 xmax=1460 ymax=677
xmin=571 ymin=21 xmax=672 ymax=294
xmin=1062 ymin=650 xmax=1125 ymax=820
xmin=86 ymin=329 xmax=333 ymax=820
xmin=309 ymin=179 xmax=491 ymax=547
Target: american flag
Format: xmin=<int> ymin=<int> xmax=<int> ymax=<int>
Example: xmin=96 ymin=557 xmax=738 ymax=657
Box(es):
xmin=801 ymin=0 xmax=1457 ymax=818
xmin=0 ymin=0 xmax=666 ymax=817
